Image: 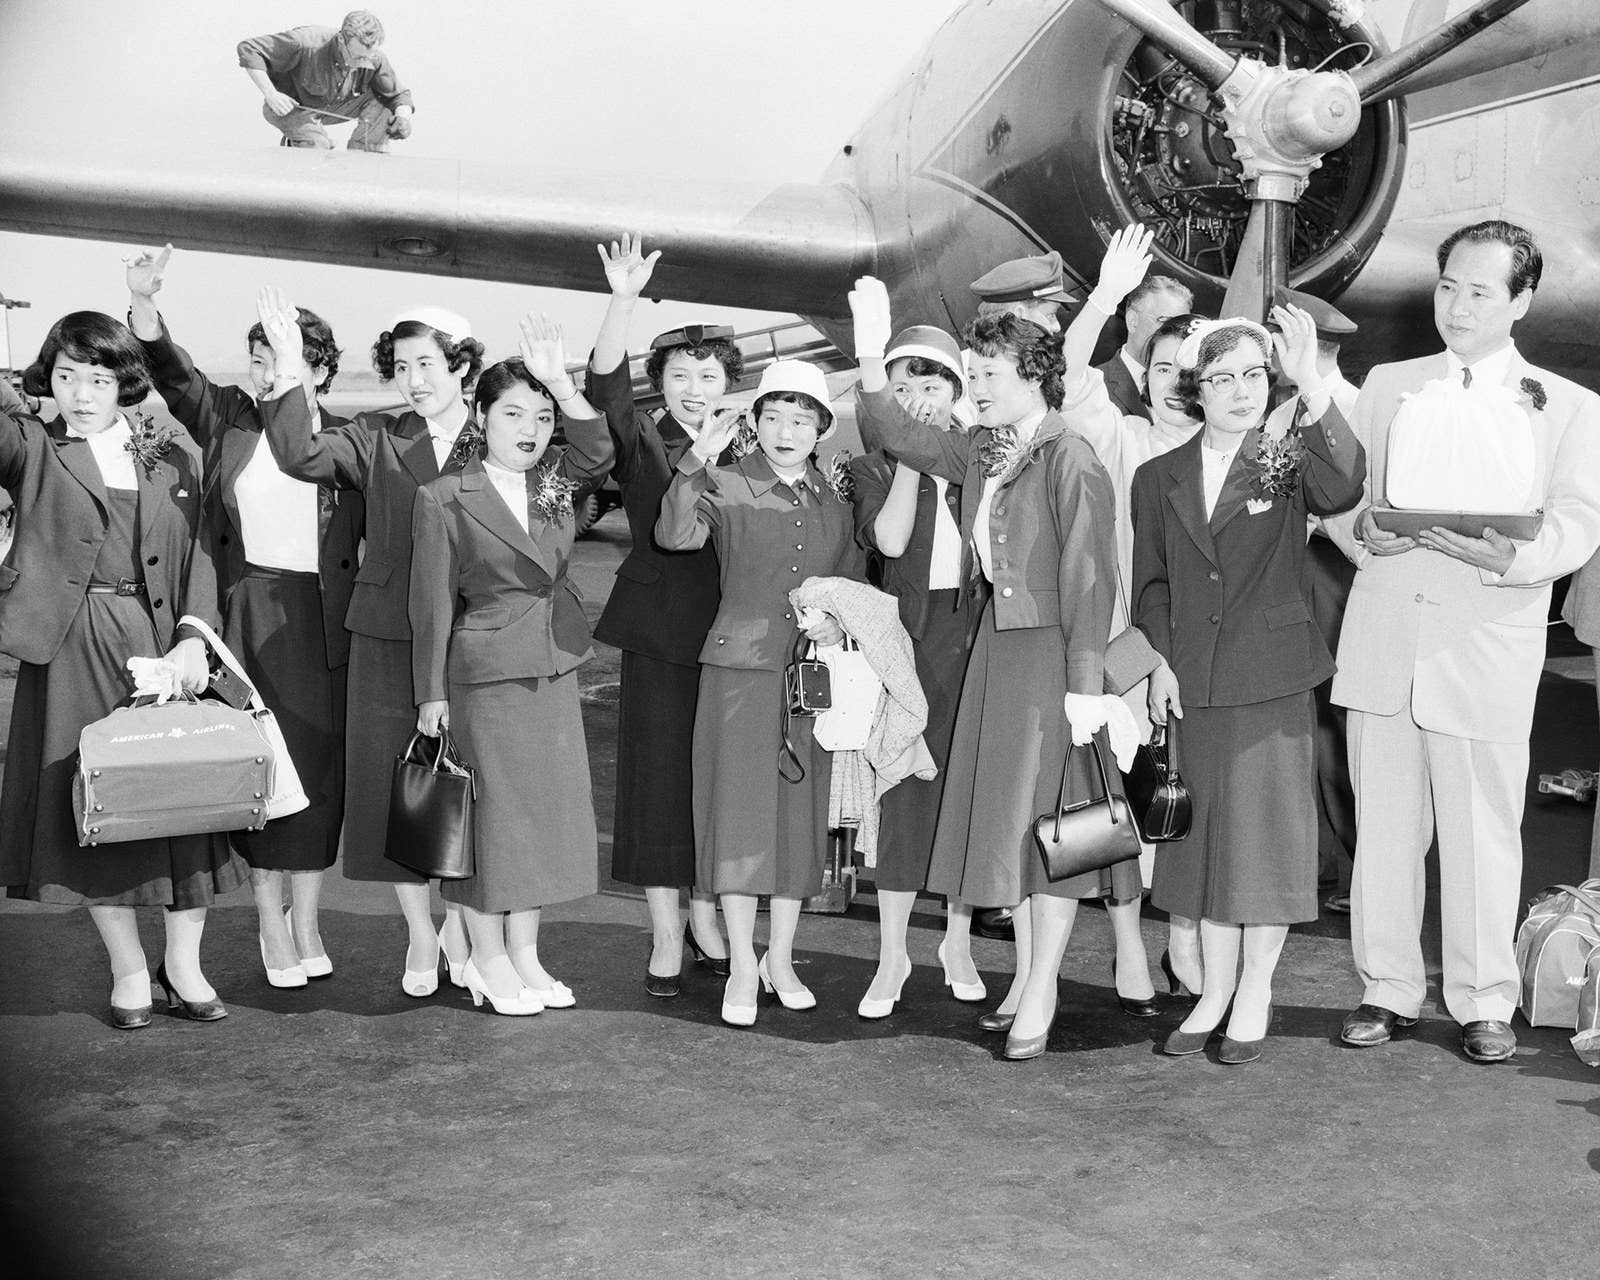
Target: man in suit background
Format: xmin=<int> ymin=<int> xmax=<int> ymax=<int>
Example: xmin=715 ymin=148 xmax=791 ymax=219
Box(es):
xmin=1330 ymin=220 xmax=1600 ymax=1062
xmin=1094 ymin=275 xmax=1194 ymax=418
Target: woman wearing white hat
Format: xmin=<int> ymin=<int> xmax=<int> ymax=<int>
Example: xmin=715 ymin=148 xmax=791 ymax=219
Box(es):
xmin=257 ymin=294 xmax=486 ymax=997
xmin=655 ymin=359 xmax=866 ymax=1026
xmin=845 ymin=324 xmax=986 ymax=1018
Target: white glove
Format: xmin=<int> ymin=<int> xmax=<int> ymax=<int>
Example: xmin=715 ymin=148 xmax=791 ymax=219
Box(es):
xmin=127 ymin=656 xmax=183 ymax=705
xmin=847 ymin=276 xmax=892 ymax=361
xmin=1063 ymin=693 xmax=1142 ymax=770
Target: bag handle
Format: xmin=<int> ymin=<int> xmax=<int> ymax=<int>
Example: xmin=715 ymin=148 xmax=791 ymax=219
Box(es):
xmin=1162 ymin=717 xmax=1179 ymax=774
xmin=1549 ymin=883 xmax=1600 ymax=919
xmin=1048 ymin=733 xmax=1124 ymax=844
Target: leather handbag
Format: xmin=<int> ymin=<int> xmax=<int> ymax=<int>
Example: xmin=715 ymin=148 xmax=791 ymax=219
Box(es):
xmin=780 ymin=630 xmax=832 ymax=784
xmin=1120 ymin=721 xmax=1193 ymax=842
xmin=1034 ymin=732 xmax=1142 ymax=882
xmin=384 ymin=730 xmax=477 ymax=880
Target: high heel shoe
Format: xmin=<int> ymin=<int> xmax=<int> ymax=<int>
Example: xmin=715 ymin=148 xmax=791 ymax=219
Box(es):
xmin=525 ymin=980 xmax=576 ymax=1009
xmin=1111 ymin=958 xmax=1158 ymax=1018
xmin=155 ymin=962 xmax=227 ymax=1022
xmin=857 ymin=959 xmax=911 ymax=1019
xmin=110 ymin=979 xmax=153 ymax=1031
xmin=976 ymin=1009 xmax=1016 ymax=1034
xmin=1003 ymin=1004 xmax=1059 ymax=1060
xmin=757 ymin=953 xmax=816 ymax=1011
xmin=285 ymin=907 xmax=332 ymax=979
xmin=1219 ymin=1004 xmax=1272 ymax=1065
xmin=1160 ymin=949 xmax=1200 ymax=998
xmin=644 ymin=949 xmax=682 ymax=999
xmin=438 ymin=927 xmax=469 ymax=989
xmin=721 ymin=974 xmax=758 ymax=1028
xmin=1162 ymin=1000 xmax=1234 ymax=1056
xmin=686 ymin=926 xmax=731 ymax=977
xmin=400 ymin=937 xmax=440 ymax=999
xmin=461 ymin=959 xmax=544 ymax=1016
xmin=259 ymin=933 xmax=308 ymax=989
xmin=936 ymin=939 xmax=986 ymax=1003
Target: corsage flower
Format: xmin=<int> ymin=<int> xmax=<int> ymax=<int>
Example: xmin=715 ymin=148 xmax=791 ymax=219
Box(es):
xmin=1247 ymin=423 xmax=1305 ymax=500
xmin=728 ymin=416 xmax=759 ymax=461
xmin=530 ymin=460 xmax=579 ymax=524
xmin=1519 ymin=377 xmax=1548 ymax=412
xmin=123 ymin=412 xmax=182 ymax=477
xmin=824 ymin=450 xmax=856 ymax=504
xmin=976 ymin=426 xmax=1023 ymax=481
xmin=446 ymin=424 xmax=486 ymax=470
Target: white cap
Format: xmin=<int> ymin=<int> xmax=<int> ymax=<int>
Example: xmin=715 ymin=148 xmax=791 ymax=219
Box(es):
xmin=884 ymin=324 xmax=966 ymax=398
xmin=386 ymin=306 xmax=473 ymax=340
xmin=1175 ymin=317 xmax=1270 ymax=371
xmin=753 ymin=360 xmax=836 ymax=440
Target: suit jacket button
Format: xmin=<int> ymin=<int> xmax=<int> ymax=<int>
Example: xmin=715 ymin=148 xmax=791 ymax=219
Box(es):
xmin=791 ymin=565 xmax=799 ymax=572
xmin=994 ymin=506 xmax=1006 ymax=517
xmin=996 ymin=533 xmax=1007 ymax=545
xmin=783 ymin=612 xmax=791 ymax=620
xmin=153 ymin=598 xmax=164 ymax=609
xmin=1208 ymin=570 xmax=1219 ymax=581
xmin=1001 ymin=587 xmax=1014 ymax=598
xmin=716 ymin=637 xmax=726 ymax=644
xmin=1414 ymin=593 xmax=1424 ymax=603
xmin=146 ymin=555 xmax=159 ymax=566
xmin=1209 ymin=613 xmax=1219 ymax=623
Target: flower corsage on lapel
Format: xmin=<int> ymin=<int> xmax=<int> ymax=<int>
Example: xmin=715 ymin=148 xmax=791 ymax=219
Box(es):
xmin=1519 ymin=377 xmax=1548 ymax=412
xmin=824 ymin=450 xmax=856 ymax=504
xmin=529 ymin=460 xmax=579 ymax=525
xmin=976 ymin=426 xmax=1026 ymax=483
xmin=445 ymin=424 xmax=486 ymax=470
xmin=728 ymin=415 xmax=759 ymax=461
xmin=124 ymin=411 xmax=182 ymax=477
xmin=1245 ymin=419 xmax=1305 ymax=501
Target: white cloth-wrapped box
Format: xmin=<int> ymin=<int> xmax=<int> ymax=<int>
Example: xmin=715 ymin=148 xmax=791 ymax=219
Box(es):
xmin=1385 ymin=379 xmax=1539 ymax=512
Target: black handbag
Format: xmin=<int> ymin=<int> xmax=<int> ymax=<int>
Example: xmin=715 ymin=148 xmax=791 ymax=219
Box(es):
xmin=1034 ymin=732 xmax=1143 ymax=882
xmin=1120 ymin=721 xmax=1193 ymax=842
xmin=779 ymin=630 xmax=831 ymax=784
xmin=384 ymin=730 xmax=477 ymax=880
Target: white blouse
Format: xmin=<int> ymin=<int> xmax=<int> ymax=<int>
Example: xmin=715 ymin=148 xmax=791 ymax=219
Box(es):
xmin=1201 ymin=438 xmax=1243 ymax=518
xmin=69 ymin=415 xmax=138 ymax=491
xmin=927 ymin=475 xmax=963 ymax=590
xmin=236 ymin=428 xmax=321 ymax=572
xmin=426 ymin=401 xmax=472 ymax=470
xmin=483 ymin=459 xmax=530 ymax=533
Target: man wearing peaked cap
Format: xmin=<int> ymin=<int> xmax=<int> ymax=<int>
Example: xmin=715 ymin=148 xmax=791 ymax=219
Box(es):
xmin=970 ymin=250 xmax=1077 ymax=336
xmin=1276 ymin=286 xmax=1358 ymax=337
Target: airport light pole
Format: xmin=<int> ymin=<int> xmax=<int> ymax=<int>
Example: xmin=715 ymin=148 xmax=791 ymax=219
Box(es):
xmin=0 ymin=292 xmax=31 ymax=374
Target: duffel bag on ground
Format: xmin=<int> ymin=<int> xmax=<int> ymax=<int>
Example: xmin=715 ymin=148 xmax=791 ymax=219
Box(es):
xmin=73 ymin=694 xmax=277 ymax=846
xmin=1515 ymin=879 xmax=1600 ymax=1029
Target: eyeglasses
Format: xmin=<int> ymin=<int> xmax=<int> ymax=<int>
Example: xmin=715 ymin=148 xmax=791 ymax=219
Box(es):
xmin=1197 ymin=365 xmax=1269 ymax=393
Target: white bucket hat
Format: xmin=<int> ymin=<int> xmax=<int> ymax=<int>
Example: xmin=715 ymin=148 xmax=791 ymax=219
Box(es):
xmin=884 ymin=325 xmax=966 ymax=398
xmin=753 ymin=360 xmax=836 ymax=440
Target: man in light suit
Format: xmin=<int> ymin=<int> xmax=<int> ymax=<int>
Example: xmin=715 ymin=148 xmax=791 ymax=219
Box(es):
xmin=1331 ymin=220 xmax=1600 ymax=1062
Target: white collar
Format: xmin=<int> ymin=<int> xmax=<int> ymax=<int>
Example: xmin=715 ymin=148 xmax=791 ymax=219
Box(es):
xmin=1119 ymin=346 xmax=1145 ymax=380
xmin=1011 ymin=405 xmax=1049 ymax=443
xmin=65 ymin=412 xmax=132 ymax=443
xmin=481 ymin=458 xmax=529 ymax=486
xmin=425 ymin=401 xmax=470 ymax=440
xmin=1444 ymin=341 xmax=1518 ymax=389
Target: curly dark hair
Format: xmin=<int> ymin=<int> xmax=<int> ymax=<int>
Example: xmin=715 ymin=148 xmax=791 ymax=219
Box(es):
xmin=1173 ymin=325 xmax=1274 ymax=419
xmin=1435 ymin=219 xmax=1542 ymax=297
xmin=962 ymin=313 xmax=1065 ymax=410
xmin=753 ymin=390 xmax=833 ymax=432
xmin=371 ymin=320 xmax=486 ymax=385
xmin=644 ymin=337 xmax=744 ymax=391
xmin=887 ymin=354 xmax=963 ymax=399
xmin=248 ymin=307 xmax=341 ymax=390
xmin=1138 ymin=312 xmax=1205 ymax=408
xmin=474 ymin=358 xmax=561 ymax=423
xmin=23 ymin=311 xmax=152 ymax=407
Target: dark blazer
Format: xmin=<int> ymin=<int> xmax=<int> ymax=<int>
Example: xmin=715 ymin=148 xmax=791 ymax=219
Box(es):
xmin=0 ymin=410 xmax=218 ymax=664
xmin=1129 ymin=401 xmax=1364 ymax=707
xmin=855 ymin=385 xmax=1115 ymax=695
xmin=137 ymin=319 xmax=365 ymax=668
xmin=261 ymin=389 xmax=474 ymax=643
xmin=848 ymin=449 xmax=965 ymax=641
xmin=584 ymin=358 xmax=721 ymax=666
xmin=1095 ymin=352 xmax=1146 ymax=419
xmin=655 ymin=450 xmax=866 ymax=672
xmin=409 ymin=415 xmax=613 ymax=703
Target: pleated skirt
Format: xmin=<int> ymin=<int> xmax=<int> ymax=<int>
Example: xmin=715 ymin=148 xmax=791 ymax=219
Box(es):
xmin=692 ymin=666 xmax=830 ymax=899
xmin=610 ymin=651 xmax=699 ymax=889
xmin=872 ymin=589 xmax=969 ymax=892
xmin=441 ymin=672 xmax=598 ymax=913
xmin=1150 ymin=692 xmax=1318 ymax=925
xmin=926 ymin=601 xmax=1140 ymax=908
xmin=223 ymin=567 xmax=344 ymax=872
xmin=341 ymin=632 xmax=422 ymax=884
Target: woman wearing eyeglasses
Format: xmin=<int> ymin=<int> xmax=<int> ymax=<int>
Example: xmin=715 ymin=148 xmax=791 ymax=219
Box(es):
xmin=1129 ymin=306 xmax=1365 ymax=1064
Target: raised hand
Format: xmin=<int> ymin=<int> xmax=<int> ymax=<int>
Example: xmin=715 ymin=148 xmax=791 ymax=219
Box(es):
xmin=848 ymin=276 xmax=893 ymax=360
xmin=124 ymin=244 xmax=173 ymax=299
xmin=518 ymin=312 xmax=571 ymax=388
xmin=691 ymin=405 xmax=745 ymax=463
xmin=254 ymin=287 xmax=303 ymax=376
xmin=1269 ymin=302 xmax=1321 ymax=393
xmin=1091 ymin=224 xmax=1154 ymax=309
xmin=597 ymin=232 xmax=662 ymax=299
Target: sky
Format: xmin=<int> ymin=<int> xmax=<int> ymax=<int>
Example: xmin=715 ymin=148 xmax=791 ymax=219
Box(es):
xmin=0 ymin=0 xmax=964 ymax=374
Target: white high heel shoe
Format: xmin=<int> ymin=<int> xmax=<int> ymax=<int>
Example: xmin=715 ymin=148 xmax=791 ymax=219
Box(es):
xmin=285 ymin=907 xmax=332 ymax=979
xmin=721 ymin=973 xmax=758 ymax=1028
xmin=937 ymin=939 xmax=987 ymax=1003
xmin=438 ymin=927 xmax=469 ymax=989
xmin=757 ymin=953 xmax=816 ymax=1011
xmin=259 ymin=934 xmax=308 ymax=989
xmin=462 ymin=959 xmax=544 ymax=1016
xmin=857 ymin=958 xmax=911 ymax=1020
xmin=400 ymin=936 xmax=440 ymax=998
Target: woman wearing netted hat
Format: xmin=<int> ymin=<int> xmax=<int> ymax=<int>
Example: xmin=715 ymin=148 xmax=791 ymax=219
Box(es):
xmin=656 ymin=359 xmax=866 ymax=1027
xmin=259 ymin=293 xmax=485 ymax=997
xmin=1129 ymin=307 xmax=1364 ymax=1063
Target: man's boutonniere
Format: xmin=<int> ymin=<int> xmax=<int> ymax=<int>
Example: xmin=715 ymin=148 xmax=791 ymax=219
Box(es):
xmin=529 ymin=460 xmax=579 ymax=524
xmin=1248 ymin=423 xmax=1305 ymax=500
xmin=976 ymin=426 xmax=1024 ymax=482
xmin=446 ymin=424 xmax=486 ymax=470
xmin=1520 ymin=377 xmax=1548 ymax=412
xmin=824 ymin=450 xmax=856 ymax=504
xmin=123 ymin=412 xmax=182 ymax=477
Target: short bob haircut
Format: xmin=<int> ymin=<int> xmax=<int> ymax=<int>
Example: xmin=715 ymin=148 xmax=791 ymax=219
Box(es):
xmin=341 ymin=10 xmax=385 ymax=44
xmin=887 ymin=354 xmax=963 ymax=399
xmin=753 ymin=390 xmax=833 ymax=433
xmin=371 ymin=319 xmax=486 ymax=386
xmin=644 ymin=337 xmax=744 ymax=392
xmin=1173 ymin=323 xmax=1274 ymax=420
xmin=22 ymin=311 xmax=153 ymax=407
xmin=962 ymin=312 xmax=1066 ymax=410
xmin=1436 ymin=219 xmax=1542 ymax=298
xmin=474 ymin=357 xmax=561 ymax=423
xmin=1139 ymin=312 xmax=1206 ymax=410
xmin=248 ymin=307 xmax=341 ymax=390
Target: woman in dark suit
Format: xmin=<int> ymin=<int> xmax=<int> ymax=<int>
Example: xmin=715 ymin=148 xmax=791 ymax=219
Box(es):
xmin=656 ymin=360 xmax=865 ymax=1027
xmin=1131 ymin=306 xmax=1364 ymax=1063
xmin=587 ymin=235 xmax=733 ymax=996
xmin=849 ymin=279 xmax=1122 ymax=1061
xmin=126 ymin=248 xmax=361 ymax=988
xmin=408 ymin=321 xmax=613 ymax=1015
xmin=258 ymin=291 xmax=484 ymax=998
xmin=0 ymin=312 xmax=241 ymax=1027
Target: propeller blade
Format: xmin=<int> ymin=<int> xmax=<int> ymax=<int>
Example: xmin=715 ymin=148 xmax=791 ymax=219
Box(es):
xmin=1090 ymin=0 xmax=1236 ymax=90
xmin=1219 ymin=197 xmax=1293 ymax=324
xmin=1350 ymin=0 xmax=1537 ymax=105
